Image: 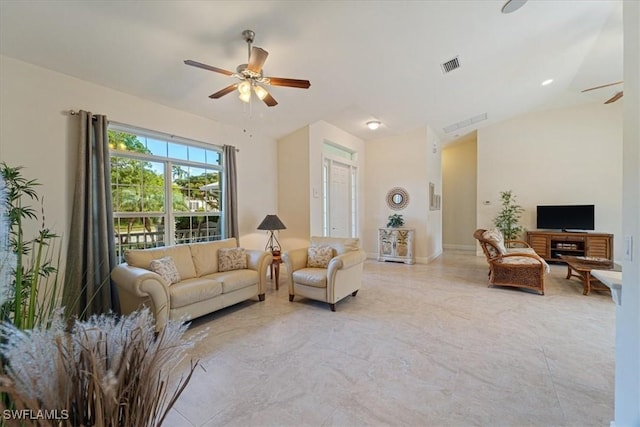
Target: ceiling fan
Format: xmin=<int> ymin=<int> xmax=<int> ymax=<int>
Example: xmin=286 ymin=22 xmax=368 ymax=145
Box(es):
xmin=184 ymin=29 xmax=311 ymax=107
xmin=581 ymin=81 xmax=624 ymax=104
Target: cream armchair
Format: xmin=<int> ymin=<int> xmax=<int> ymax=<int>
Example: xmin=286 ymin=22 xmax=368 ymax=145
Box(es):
xmin=283 ymin=236 xmax=367 ymax=311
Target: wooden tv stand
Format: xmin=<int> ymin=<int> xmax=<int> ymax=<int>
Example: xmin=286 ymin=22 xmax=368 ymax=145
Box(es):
xmin=526 ymin=230 xmax=613 ymax=263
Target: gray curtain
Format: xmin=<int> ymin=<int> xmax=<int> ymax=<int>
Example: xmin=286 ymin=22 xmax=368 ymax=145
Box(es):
xmin=223 ymin=145 xmax=239 ymax=242
xmin=63 ymin=110 xmax=119 ymax=318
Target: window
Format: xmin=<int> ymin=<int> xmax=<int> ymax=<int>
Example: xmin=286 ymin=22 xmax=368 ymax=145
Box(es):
xmin=108 ymin=125 xmax=224 ymax=259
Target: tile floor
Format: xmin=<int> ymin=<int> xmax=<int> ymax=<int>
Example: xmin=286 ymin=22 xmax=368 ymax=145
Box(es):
xmin=165 ymin=250 xmax=615 ymax=427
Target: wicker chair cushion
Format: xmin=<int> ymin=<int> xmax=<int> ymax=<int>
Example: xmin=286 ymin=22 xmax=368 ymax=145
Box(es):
xmin=482 ymin=229 xmax=507 ymax=255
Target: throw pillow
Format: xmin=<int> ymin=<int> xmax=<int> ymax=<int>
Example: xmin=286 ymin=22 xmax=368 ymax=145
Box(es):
xmin=307 ymin=246 xmax=334 ymax=268
xmin=218 ymin=247 xmax=247 ymax=272
xmin=149 ymin=256 xmax=181 ymax=285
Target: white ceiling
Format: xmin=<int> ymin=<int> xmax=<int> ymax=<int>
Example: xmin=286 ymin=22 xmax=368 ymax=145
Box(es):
xmin=0 ymin=0 xmax=623 ymax=143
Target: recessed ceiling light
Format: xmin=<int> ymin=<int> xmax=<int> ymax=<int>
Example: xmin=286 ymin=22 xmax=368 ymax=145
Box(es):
xmin=366 ymin=120 xmax=381 ymax=130
xmin=542 ymin=79 xmax=554 ymax=86
xmin=502 ymin=0 xmax=528 ymax=14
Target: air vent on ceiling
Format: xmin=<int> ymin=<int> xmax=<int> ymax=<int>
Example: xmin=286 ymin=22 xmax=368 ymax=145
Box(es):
xmin=443 ymin=113 xmax=487 ymax=133
xmin=441 ymin=56 xmax=460 ymax=74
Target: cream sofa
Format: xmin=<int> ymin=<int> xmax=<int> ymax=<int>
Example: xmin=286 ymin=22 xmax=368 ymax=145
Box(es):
xmin=283 ymin=236 xmax=367 ymax=311
xmin=111 ymin=238 xmax=272 ymax=330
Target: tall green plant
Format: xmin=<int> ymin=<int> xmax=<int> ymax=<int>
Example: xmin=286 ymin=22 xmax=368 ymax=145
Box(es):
xmin=493 ymin=190 xmax=525 ymax=242
xmin=0 ymin=162 xmax=61 ymax=330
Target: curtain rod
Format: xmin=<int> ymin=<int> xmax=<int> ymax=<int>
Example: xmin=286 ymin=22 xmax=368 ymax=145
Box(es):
xmin=68 ymin=110 xmax=239 ymax=152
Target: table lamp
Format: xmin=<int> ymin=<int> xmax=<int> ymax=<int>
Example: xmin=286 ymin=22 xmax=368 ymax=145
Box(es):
xmin=257 ymin=214 xmax=286 ymax=253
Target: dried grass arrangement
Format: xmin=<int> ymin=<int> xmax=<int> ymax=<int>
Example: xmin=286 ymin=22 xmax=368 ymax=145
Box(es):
xmin=0 ymin=309 xmax=203 ymax=427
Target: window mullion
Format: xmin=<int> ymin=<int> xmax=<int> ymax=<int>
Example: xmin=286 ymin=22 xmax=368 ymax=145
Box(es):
xmin=165 ymin=161 xmax=174 ymax=246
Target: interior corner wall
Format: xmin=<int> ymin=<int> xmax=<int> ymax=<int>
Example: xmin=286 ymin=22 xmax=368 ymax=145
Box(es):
xmin=364 ymin=126 xmax=442 ymax=263
xmin=277 ymin=126 xmax=311 ymax=251
xmin=442 ymin=132 xmax=477 ymax=250
xmin=477 ymin=102 xmax=623 ymax=262
xmin=615 ymin=0 xmax=640 ymax=424
xmin=308 ymin=121 xmax=366 ymax=239
xmin=426 ymin=126 xmax=443 ymax=260
xmin=0 ymin=55 xmax=278 ymax=255
xmin=276 ymin=121 xmax=365 ymax=251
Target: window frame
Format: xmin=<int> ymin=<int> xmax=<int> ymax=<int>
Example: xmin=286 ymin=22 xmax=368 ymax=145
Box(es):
xmin=108 ymin=123 xmax=225 ymax=256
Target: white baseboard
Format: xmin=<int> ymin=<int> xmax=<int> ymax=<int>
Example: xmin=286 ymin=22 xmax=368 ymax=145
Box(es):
xmin=443 ymin=244 xmax=476 ymax=251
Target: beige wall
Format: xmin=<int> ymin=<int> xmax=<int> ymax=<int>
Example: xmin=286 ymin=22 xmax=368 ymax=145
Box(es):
xmin=363 ymin=126 xmax=442 ymax=263
xmin=277 ymin=121 xmax=366 ymax=251
xmin=277 ymin=126 xmax=311 ymax=251
xmin=0 ymin=55 xmax=278 ymax=253
xmin=442 ymin=132 xmax=477 ymax=250
xmin=477 ymin=102 xmax=623 ymax=261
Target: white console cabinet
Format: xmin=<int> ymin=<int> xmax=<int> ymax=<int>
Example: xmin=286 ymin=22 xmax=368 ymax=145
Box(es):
xmin=378 ymin=228 xmax=415 ymax=264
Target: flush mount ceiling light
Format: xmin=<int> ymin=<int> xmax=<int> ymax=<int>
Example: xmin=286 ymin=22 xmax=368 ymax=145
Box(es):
xmin=367 ymin=120 xmax=381 ymax=130
xmin=542 ymin=79 xmax=554 ymax=86
xmin=502 ymin=0 xmax=528 ymax=14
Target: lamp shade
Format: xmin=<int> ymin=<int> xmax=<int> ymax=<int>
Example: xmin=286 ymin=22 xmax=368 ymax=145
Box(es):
xmin=257 ymin=215 xmax=286 ymax=231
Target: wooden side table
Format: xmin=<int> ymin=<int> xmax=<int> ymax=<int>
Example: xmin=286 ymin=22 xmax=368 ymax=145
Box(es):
xmin=270 ymin=251 xmax=282 ymax=290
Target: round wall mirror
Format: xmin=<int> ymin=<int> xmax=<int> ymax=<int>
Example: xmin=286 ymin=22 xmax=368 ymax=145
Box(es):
xmin=386 ymin=187 xmax=409 ymax=210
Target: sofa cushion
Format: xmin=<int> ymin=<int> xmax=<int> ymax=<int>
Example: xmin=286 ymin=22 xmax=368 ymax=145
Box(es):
xmin=204 ymin=270 xmax=259 ymax=293
xmin=292 ymin=268 xmax=328 ymax=288
xmin=125 ymin=245 xmax=197 ymax=280
xmin=189 ymin=238 xmax=238 ymax=276
xmin=306 ymin=246 xmax=334 ymax=268
xmin=169 ymin=277 xmax=223 ymax=309
xmin=310 ymin=236 xmax=360 ymax=255
xmin=148 ymin=256 xmax=181 ymax=285
xmin=218 ymin=247 xmax=247 ymax=272
xmin=482 ymin=229 xmax=507 ymax=256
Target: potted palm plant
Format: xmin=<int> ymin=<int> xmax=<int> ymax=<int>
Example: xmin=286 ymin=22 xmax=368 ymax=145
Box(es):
xmin=493 ymin=190 xmax=525 ymax=243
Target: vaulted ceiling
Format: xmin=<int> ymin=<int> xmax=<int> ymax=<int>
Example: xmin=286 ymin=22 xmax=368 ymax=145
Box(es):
xmin=0 ymin=0 xmax=623 ymax=142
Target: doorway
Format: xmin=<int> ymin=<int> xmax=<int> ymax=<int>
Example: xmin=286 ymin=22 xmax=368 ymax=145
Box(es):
xmin=322 ymin=153 xmax=357 ymax=238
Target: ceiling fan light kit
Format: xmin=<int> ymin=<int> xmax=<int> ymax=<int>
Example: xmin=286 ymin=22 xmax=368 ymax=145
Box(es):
xmin=185 ymin=29 xmax=311 ymax=107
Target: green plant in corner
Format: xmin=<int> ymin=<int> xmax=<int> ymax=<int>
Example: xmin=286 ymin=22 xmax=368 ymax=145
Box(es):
xmin=386 ymin=214 xmax=405 ymax=228
xmin=493 ymin=190 xmax=525 ymax=243
xmin=0 ymin=162 xmax=61 ymax=331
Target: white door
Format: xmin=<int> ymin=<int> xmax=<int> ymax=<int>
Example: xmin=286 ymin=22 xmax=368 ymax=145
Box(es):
xmin=327 ymin=160 xmax=352 ymax=237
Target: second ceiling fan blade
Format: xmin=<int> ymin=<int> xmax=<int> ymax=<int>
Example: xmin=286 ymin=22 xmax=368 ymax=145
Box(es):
xmin=582 ymin=81 xmax=623 ymax=93
xmin=248 ymin=47 xmax=269 ymax=73
xmin=209 ymin=84 xmax=238 ymax=99
xmin=184 ymin=60 xmax=234 ymax=76
xmin=262 ymin=92 xmax=278 ymax=107
xmin=604 ymin=91 xmax=623 ymax=104
xmin=267 ymin=77 xmax=311 ymax=89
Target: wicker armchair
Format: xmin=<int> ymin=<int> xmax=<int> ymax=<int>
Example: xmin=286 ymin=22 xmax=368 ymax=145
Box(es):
xmin=473 ymin=229 xmax=548 ymax=295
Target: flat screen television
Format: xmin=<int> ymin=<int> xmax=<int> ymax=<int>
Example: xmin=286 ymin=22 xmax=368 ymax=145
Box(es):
xmin=536 ymin=204 xmax=595 ymax=231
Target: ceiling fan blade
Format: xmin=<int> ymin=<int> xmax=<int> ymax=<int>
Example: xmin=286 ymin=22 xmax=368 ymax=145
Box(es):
xmin=247 ymin=47 xmax=269 ymax=73
xmin=266 ymin=77 xmax=311 ymax=89
xmin=262 ymin=92 xmax=278 ymax=107
xmin=209 ymin=84 xmax=238 ymax=99
xmin=184 ymin=60 xmax=234 ymax=76
xmin=604 ymin=91 xmax=623 ymax=104
xmin=581 ymin=80 xmax=623 ymax=93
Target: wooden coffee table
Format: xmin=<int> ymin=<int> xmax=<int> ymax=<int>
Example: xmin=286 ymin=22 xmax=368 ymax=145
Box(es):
xmin=558 ymin=255 xmax=614 ymax=295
